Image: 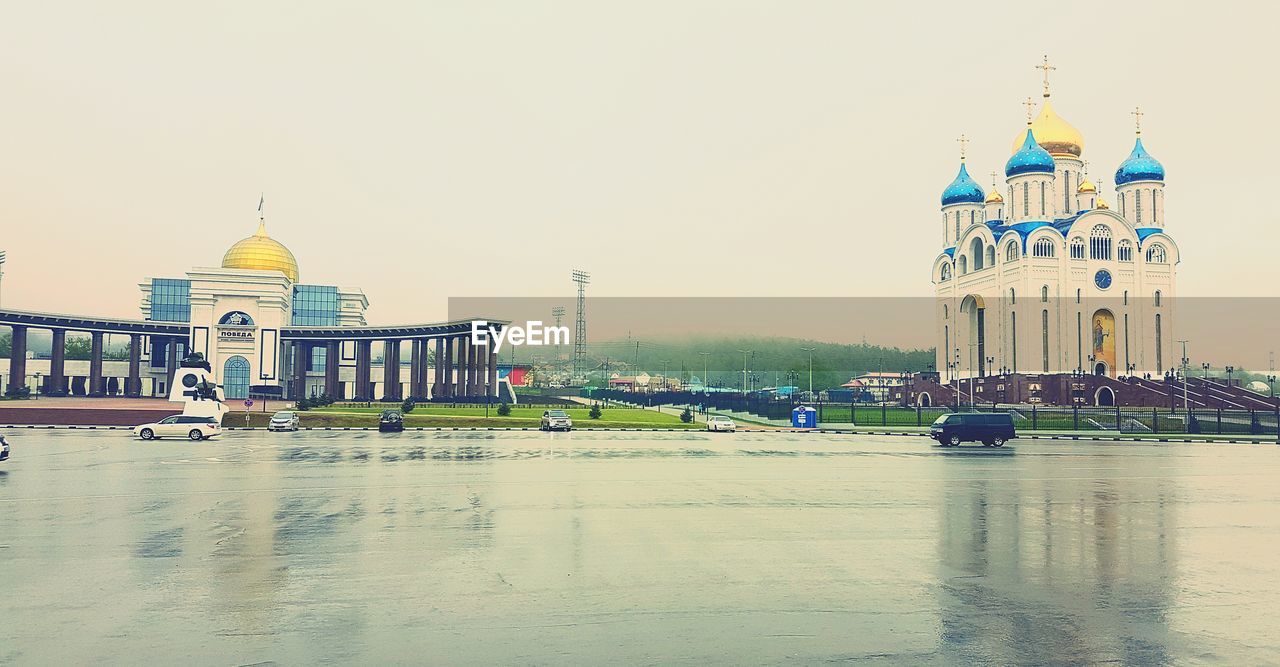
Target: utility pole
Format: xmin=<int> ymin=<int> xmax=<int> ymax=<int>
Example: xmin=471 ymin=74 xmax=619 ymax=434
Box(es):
xmin=659 ymin=359 xmax=669 ymax=391
xmin=552 ymin=306 xmax=566 ymax=381
xmin=699 ymin=351 xmax=710 ymax=391
xmin=736 ymin=349 xmax=751 ymax=394
xmin=1178 ymin=339 xmax=1190 ymax=413
xmin=801 ymin=347 xmax=816 ymax=395
xmin=571 ymin=270 xmax=590 ymax=384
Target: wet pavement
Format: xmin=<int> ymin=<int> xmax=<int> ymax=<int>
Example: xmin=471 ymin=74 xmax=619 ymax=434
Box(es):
xmin=2 ymin=430 xmax=1279 ymax=665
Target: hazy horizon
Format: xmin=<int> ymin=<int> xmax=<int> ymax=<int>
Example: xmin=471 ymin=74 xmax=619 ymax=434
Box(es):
xmin=3 ymin=1 xmax=1276 ymax=326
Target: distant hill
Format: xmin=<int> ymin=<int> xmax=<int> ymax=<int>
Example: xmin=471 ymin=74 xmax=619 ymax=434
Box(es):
xmin=514 ymin=335 xmax=933 ymax=391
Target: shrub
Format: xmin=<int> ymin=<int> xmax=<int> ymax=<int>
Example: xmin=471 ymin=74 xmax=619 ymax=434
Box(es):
xmin=296 ymin=396 xmax=312 ymax=411
xmin=497 ymin=401 xmax=511 ymax=416
xmin=402 ymin=397 xmax=416 ymax=414
xmin=589 ymin=403 xmax=602 ymax=420
xmin=680 ymin=407 xmax=693 ymax=423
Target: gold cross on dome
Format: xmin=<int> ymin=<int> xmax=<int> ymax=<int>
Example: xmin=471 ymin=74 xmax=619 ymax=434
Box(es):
xmin=990 ymin=171 xmax=998 ymax=187
xmin=1036 ymin=55 xmax=1056 ymax=97
xmin=1023 ymin=97 xmax=1036 ymax=123
xmin=1131 ymin=106 xmax=1144 ymax=135
xmin=956 ymin=134 xmax=970 ymax=160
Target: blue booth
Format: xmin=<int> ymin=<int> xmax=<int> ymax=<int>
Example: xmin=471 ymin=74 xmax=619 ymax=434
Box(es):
xmin=791 ymin=405 xmax=817 ymax=429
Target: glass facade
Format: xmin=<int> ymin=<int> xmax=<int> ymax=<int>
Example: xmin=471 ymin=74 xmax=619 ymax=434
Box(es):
xmin=292 ymin=285 xmax=338 ymax=326
xmin=150 ymin=278 xmax=191 ymax=322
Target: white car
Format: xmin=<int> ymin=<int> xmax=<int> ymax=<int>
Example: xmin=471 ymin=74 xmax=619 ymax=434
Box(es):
xmin=707 ymin=415 xmax=736 ymax=432
xmin=135 ymin=415 xmax=222 ymax=441
xmin=0 ymin=434 xmax=9 ymax=461
xmin=541 ymin=410 xmax=573 ymax=431
xmin=268 ymin=411 xmax=301 ymax=432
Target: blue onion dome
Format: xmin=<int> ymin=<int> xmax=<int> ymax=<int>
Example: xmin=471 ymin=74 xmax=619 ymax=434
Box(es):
xmin=1005 ymin=129 xmax=1056 ymax=177
xmin=941 ymin=162 xmax=985 ymax=206
xmin=1114 ymin=137 xmax=1165 ymax=185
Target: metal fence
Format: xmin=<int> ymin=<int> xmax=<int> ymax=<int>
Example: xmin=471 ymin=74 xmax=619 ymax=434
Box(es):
xmin=584 ymin=388 xmax=1280 ymax=437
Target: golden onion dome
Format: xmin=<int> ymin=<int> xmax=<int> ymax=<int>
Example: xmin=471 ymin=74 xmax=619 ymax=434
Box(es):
xmin=1012 ymin=98 xmax=1084 ymax=158
xmin=221 ymin=221 xmax=299 ymax=282
xmin=1077 ymin=178 xmax=1097 ymax=194
xmin=985 ymin=189 xmax=1004 ymax=204
xmin=1095 ymin=196 xmax=1110 ymax=210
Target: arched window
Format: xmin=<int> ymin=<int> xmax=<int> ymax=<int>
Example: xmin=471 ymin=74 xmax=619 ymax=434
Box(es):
xmin=959 ymin=255 xmax=968 ymax=275
xmin=1153 ymin=189 xmax=1159 ymax=224
xmin=1154 ymin=290 xmax=1162 ymax=307
xmin=1006 ymin=241 xmax=1019 ymax=262
xmin=1123 ymin=290 xmax=1129 ymax=305
xmin=971 ymin=238 xmax=985 ymax=271
xmin=943 ymin=304 xmax=949 ymax=319
xmin=969 ymin=210 xmax=975 ymax=227
xmin=1041 ymin=285 xmax=1049 ymax=302
xmin=1040 ymin=181 xmax=1047 ymax=216
xmin=1022 ymin=183 xmax=1029 ymax=218
xmin=939 ymin=263 xmax=951 ymax=282
xmin=985 ymin=245 xmax=996 ymax=267
xmin=1117 ymin=239 xmax=1133 ymax=262
xmin=222 ymin=355 xmax=250 ymax=399
xmin=1155 ymin=313 xmax=1163 ymax=371
xmin=1070 ymin=237 xmax=1086 ymax=260
xmin=1009 ymin=288 xmax=1016 ymax=305
xmin=1089 ymin=224 xmax=1112 ymax=260
xmin=1136 ymin=189 xmax=1143 ymax=224
xmin=1119 ymin=192 xmax=1126 ymax=217
xmin=1146 ymin=243 xmax=1167 ymax=263
xmin=1041 ymin=309 xmax=1050 ymax=372
xmin=1033 ymin=238 xmax=1055 ymax=258
xmin=954 ymin=218 xmax=960 ymax=243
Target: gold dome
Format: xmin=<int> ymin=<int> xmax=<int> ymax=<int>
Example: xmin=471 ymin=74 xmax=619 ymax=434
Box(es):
xmin=985 ymin=189 xmax=1004 ymax=204
xmin=221 ymin=221 xmax=299 ymax=282
xmin=1077 ymin=178 xmax=1097 ymax=194
xmin=1096 ymin=196 xmax=1110 ymax=210
xmin=1012 ymin=98 xmax=1084 ymax=158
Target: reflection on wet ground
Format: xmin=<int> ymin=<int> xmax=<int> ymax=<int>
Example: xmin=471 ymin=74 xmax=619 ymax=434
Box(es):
xmin=1 ymin=430 xmax=1278 ymax=664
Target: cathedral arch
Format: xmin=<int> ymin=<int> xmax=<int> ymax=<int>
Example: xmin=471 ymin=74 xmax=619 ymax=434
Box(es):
xmin=1146 ymin=243 xmax=1168 ymax=263
xmin=939 ymin=263 xmax=951 ymax=282
xmin=1041 ymin=285 xmax=1049 ymax=302
xmin=1005 ymin=240 xmax=1019 ymax=262
xmin=985 ymin=245 xmax=996 ymax=267
xmin=1033 ymin=238 xmax=1055 ymax=258
xmin=958 ymin=256 xmax=968 ymax=274
xmin=1117 ymin=239 xmax=1133 ymax=262
xmin=970 ymin=238 xmax=985 ymax=271
xmin=1095 ymin=386 xmax=1116 ymax=406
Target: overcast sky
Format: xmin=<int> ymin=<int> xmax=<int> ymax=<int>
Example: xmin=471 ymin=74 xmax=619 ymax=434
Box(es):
xmin=2 ymin=1 xmax=1275 ymax=325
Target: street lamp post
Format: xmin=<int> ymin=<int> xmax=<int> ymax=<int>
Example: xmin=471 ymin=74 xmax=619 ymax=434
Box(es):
xmin=736 ymin=349 xmax=751 ymax=394
xmin=800 ymin=347 xmax=816 ymax=395
xmin=1225 ymin=365 xmax=1235 ymax=388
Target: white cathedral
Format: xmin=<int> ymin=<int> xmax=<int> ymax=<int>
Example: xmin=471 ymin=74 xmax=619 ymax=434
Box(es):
xmin=933 ymin=62 xmax=1178 ymax=381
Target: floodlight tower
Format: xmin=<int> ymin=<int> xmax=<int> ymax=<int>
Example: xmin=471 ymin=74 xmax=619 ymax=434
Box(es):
xmin=552 ymin=306 xmax=566 ymax=379
xmin=571 ymin=270 xmax=590 ymax=383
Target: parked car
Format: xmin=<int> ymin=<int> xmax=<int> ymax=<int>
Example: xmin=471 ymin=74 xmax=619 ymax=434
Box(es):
xmin=135 ymin=415 xmax=222 ymax=441
xmin=1 ymin=434 xmax=10 ymax=461
xmin=379 ymin=410 xmax=404 ymax=432
xmin=541 ymin=409 xmax=572 ymax=431
xmin=930 ymin=412 xmax=1015 ymax=447
xmin=268 ymin=411 xmax=300 ymax=432
xmin=706 ymin=415 xmax=736 ymax=432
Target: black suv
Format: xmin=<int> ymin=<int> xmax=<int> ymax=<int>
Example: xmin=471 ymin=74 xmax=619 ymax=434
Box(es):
xmin=930 ymin=413 xmax=1015 ymax=447
xmin=378 ymin=410 xmax=404 ymax=432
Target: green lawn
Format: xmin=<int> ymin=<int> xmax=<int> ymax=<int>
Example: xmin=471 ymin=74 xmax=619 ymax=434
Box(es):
xmin=227 ymin=405 xmax=699 ymax=429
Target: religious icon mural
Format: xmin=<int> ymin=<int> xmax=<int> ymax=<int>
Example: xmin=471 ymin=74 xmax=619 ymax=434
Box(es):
xmin=1091 ymin=309 xmax=1116 ymax=377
